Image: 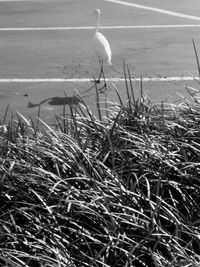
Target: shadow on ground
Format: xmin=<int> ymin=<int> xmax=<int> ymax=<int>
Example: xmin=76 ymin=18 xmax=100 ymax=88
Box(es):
xmin=28 ymin=96 xmax=80 ymax=108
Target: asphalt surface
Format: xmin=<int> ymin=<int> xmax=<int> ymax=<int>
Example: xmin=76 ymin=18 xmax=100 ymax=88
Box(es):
xmin=0 ymin=0 xmax=200 ymax=120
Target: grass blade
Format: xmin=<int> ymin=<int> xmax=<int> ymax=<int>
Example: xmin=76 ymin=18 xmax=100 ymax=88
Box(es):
xmin=192 ymin=38 xmax=200 ymax=77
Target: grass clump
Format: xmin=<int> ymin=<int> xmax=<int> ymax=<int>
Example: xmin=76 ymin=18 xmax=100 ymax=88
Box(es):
xmin=1 ymin=66 xmax=200 ymax=267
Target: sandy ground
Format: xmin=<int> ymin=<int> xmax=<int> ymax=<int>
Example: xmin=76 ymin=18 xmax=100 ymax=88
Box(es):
xmin=0 ymin=0 xmax=200 ymax=122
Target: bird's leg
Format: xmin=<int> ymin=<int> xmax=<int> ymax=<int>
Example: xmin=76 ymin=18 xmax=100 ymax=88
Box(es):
xmin=97 ymin=60 xmax=108 ymax=93
xmin=92 ymin=59 xmax=102 ymax=84
xmin=100 ymin=64 xmax=108 ymax=93
xmin=92 ymin=60 xmax=108 ymax=92
xmin=95 ymin=59 xmax=103 ymax=84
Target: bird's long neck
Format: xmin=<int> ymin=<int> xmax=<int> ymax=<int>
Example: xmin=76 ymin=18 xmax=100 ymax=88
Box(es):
xmin=95 ymin=13 xmax=100 ymax=33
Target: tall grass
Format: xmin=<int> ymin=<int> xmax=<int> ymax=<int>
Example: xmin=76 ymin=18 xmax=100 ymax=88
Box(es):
xmin=1 ymin=62 xmax=200 ymax=266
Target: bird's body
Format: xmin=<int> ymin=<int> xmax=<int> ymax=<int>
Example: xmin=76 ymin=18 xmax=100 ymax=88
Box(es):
xmin=92 ymin=9 xmax=112 ymax=66
xmin=93 ymin=32 xmax=112 ymax=65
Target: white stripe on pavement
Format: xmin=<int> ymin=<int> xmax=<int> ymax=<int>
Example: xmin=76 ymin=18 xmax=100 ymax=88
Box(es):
xmin=0 ymin=0 xmax=43 ymax=1
xmin=1 ymin=25 xmax=200 ymax=31
xmin=104 ymin=0 xmax=200 ymax=22
xmin=0 ymin=77 xmax=198 ymax=83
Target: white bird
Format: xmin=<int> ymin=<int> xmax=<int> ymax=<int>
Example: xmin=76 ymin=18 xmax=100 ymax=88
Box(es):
xmin=92 ymin=9 xmax=112 ymax=82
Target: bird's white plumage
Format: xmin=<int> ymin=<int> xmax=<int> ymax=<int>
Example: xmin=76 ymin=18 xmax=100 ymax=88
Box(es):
xmin=93 ymin=32 xmax=112 ymax=65
xmin=92 ymin=9 xmax=112 ymax=65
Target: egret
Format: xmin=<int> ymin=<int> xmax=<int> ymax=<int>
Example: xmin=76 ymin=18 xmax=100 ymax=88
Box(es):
xmin=92 ymin=9 xmax=112 ymax=83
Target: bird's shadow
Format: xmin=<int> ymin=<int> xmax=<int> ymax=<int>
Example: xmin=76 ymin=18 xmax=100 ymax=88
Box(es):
xmin=28 ymin=95 xmax=81 ymax=108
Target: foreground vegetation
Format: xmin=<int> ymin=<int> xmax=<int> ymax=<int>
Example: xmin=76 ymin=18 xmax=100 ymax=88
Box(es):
xmin=1 ymin=65 xmax=200 ymax=267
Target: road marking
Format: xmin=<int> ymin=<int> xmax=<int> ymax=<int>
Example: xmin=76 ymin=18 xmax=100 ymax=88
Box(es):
xmin=1 ymin=24 xmax=200 ymax=31
xmin=104 ymin=0 xmax=200 ymax=22
xmin=0 ymin=0 xmax=33 ymax=1
xmin=0 ymin=77 xmax=198 ymax=83
xmin=0 ymin=0 xmax=40 ymax=1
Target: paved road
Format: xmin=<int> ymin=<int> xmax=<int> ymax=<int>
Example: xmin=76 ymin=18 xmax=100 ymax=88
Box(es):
xmin=0 ymin=0 xmax=200 ymax=120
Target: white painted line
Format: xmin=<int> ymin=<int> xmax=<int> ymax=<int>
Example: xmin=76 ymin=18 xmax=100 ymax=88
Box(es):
xmin=0 ymin=0 xmax=41 ymax=1
xmin=1 ymin=25 xmax=200 ymax=31
xmin=0 ymin=27 xmax=94 ymax=31
xmin=0 ymin=0 xmax=33 ymax=1
xmin=0 ymin=77 xmax=198 ymax=83
xmin=104 ymin=0 xmax=200 ymax=22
